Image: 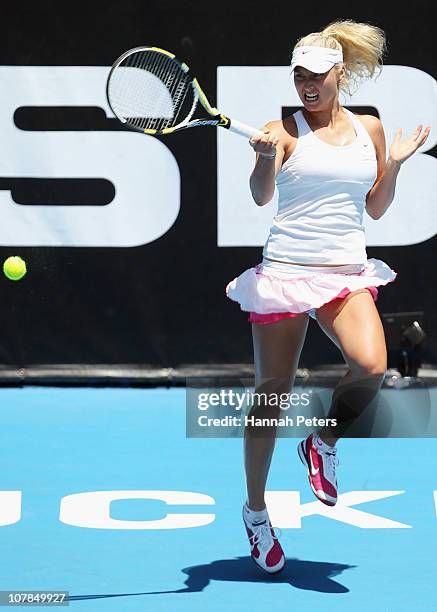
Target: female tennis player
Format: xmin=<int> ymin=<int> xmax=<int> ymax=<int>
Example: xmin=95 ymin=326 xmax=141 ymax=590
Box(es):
xmin=226 ymin=19 xmax=431 ymax=573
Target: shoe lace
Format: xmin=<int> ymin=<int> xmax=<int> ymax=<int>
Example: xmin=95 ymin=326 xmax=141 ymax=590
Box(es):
xmin=250 ymin=521 xmax=282 ymax=547
xmin=323 ymin=449 xmax=340 ymax=480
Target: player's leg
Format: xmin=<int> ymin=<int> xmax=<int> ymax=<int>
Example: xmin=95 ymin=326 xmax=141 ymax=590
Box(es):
xmin=245 ymin=314 xmax=310 ymax=511
xmin=316 ymin=288 xmax=387 ymax=443
xmin=297 ymin=289 xmax=386 ymax=506
xmin=243 ymin=313 xmax=309 ymax=573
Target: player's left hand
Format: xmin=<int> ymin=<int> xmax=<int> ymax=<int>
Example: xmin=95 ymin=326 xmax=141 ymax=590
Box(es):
xmin=389 ymin=125 xmax=431 ymax=164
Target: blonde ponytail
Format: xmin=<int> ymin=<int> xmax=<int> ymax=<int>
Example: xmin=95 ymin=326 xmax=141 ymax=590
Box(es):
xmin=294 ymin=19 xmax=387 ymax=95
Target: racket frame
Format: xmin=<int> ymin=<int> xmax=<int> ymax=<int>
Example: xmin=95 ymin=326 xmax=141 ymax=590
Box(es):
xmin=106 ymin=46 xmax=263 ymax=139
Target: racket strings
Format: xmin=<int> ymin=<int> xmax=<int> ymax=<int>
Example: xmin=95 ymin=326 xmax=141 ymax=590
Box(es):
xmin=122 ymin=51 xmax=169 ymax=129
xmin=108 ymin=50 xmax=196 ymax=131
xmin=130 ymin=50 xmax=170 ymax=130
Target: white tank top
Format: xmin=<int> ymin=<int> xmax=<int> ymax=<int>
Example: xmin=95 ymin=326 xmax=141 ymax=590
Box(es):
xmin=262 ymin=108 xmax=378 ymax=265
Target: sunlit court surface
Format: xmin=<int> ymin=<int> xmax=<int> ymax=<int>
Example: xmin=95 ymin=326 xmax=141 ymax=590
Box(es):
xmin=1 ymin=1 xmax=437 ymax=610
xmin=1 ymin=384 xmax=436 ymax=610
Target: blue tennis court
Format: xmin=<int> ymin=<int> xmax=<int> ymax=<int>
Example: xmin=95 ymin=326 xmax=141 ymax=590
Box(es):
xmin=1 ymin=386 xmax=435 ymax=610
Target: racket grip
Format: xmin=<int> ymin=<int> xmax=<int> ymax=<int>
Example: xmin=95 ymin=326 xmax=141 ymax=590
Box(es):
xmin=227 ymin=118 xmax=264 ymax=139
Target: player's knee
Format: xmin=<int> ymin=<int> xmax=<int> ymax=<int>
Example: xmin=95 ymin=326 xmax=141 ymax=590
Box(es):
xmin=349 ymin=357 xmax=387 ymax=379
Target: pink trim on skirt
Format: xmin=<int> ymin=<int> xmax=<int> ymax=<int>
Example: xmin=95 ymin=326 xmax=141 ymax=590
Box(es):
xmin=225 ymin=257 xmax=397 ymax=325
xmin=248 ymin=285 xmax=378 ymax=324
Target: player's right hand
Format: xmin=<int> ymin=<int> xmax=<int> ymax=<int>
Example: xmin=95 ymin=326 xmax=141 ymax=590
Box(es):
xmin=249 ymin=129 xmax=280 ymax=158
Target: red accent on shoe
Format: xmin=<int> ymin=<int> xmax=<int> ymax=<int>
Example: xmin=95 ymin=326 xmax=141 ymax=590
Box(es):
xmin=298 ymin=434 xmax=338 ymax=506
xmin=242 ymin=505 xmax=285 ymax=573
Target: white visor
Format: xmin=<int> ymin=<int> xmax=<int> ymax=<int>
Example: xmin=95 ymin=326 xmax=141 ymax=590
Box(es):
xmin=290 ymin=46 xmax=343 ymax=74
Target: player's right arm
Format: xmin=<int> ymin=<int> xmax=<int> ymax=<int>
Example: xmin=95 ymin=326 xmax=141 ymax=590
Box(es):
xmin=249 ymin=120 xmax=285 ymax=206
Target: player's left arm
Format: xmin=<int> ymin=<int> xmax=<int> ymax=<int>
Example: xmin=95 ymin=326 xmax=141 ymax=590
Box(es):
xmin=363 ymin=114 xmax=431 ymax=220
xmin=362 ymin=115 xmax=399 ymax=220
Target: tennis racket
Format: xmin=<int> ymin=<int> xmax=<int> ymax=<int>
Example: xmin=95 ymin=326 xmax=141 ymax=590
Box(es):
xmin=106 ymin=46 xmax=264 ymax=139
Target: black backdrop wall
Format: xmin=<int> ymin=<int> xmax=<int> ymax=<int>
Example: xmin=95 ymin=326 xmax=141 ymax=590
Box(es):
xmin=1 ymin=1 xmax=436 ymax=374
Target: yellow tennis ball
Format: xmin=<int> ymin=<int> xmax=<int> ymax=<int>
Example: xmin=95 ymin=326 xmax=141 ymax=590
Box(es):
xmin=3 ymin=256 xmax=27 ymax=281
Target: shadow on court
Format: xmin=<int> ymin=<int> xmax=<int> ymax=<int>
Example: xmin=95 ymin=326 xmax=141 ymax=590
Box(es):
xmin=66 ymin=557 xmax=356 ymax=602
xmin=175 ymin=557 xmax=356 ymax=593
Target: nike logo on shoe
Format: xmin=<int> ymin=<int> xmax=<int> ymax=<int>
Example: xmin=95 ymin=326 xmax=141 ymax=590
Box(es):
xmin=310 ymin=454 xmax=319 ymax=475
xmin=309 ymin=442 xmax=320 ymax=475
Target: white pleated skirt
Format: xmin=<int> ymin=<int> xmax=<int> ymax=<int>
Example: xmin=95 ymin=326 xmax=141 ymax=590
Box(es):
xmin=225 ymin=257 xmax=397 ymax=324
